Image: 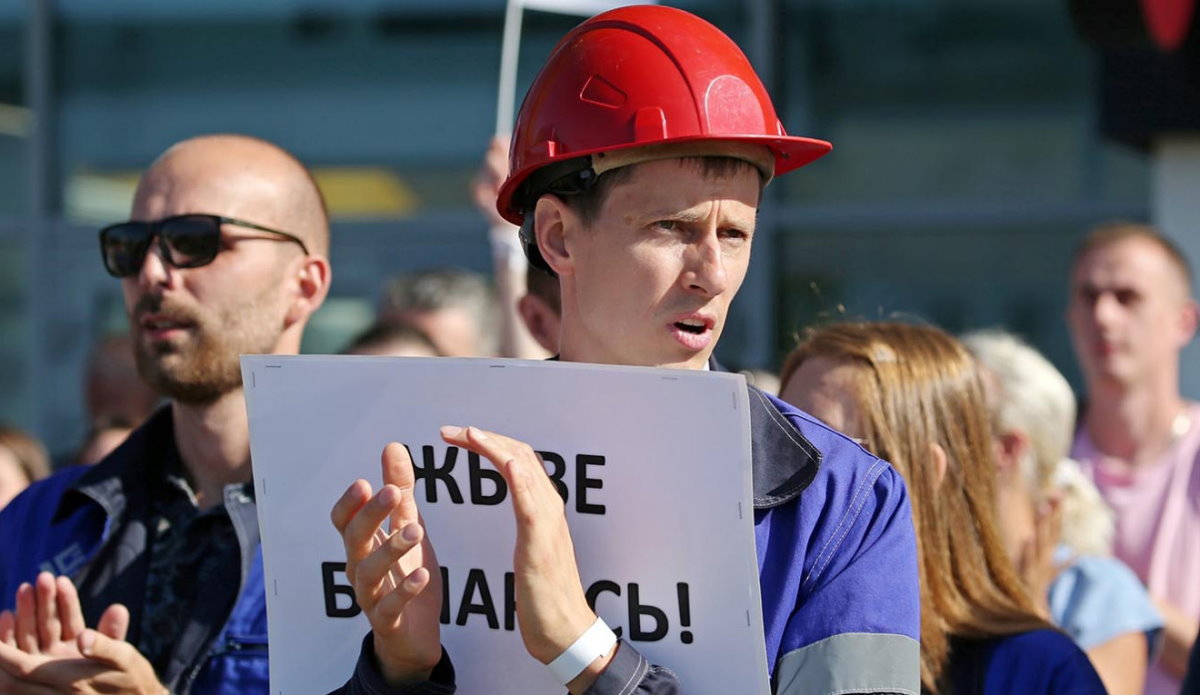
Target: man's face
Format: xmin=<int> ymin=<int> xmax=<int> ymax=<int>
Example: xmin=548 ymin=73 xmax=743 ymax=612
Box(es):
xmin=122 ymin=155 xmax=300 ymax=404
xmin=1067 ymin=237 xmax=1195 ymax=389
xmin=562 ymin=159 xmax=759 ymax=370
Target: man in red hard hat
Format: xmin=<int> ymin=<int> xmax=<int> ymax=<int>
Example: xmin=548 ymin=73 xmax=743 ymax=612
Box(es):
xmin=333 ymin=7 xmax=920 ymax=694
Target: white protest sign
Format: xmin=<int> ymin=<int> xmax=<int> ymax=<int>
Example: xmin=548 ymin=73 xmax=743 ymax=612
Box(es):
xmin=243 ymin=356 xmax=768 ymax=695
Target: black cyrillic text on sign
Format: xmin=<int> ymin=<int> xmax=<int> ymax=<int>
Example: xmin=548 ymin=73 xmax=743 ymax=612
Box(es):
xmin=409 ymin=445 xmax=607 ymax=514
xmin=321 ymin=566 xmax=693 ymax=643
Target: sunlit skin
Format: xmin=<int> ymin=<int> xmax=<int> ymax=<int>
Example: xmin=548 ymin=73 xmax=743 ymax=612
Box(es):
xmin=1067 ymin=237 xmax=1194 ymax=392
xmin=0 ymin=135 xmax=331 ymax=695
xmin=120 ymin=136 xmax=331 ymax=509
xmin=779 ymin=357 xmax=864 ymax=438
xmin=335 ymin=156 xmax=768 ymax=692
xmin=125 ymin=153 xmax=310 ymax=404
xmin=1066 ymin=234 xmax=1199 ymax=679
xmin=539 ymin=159 xmax=761 ymax=371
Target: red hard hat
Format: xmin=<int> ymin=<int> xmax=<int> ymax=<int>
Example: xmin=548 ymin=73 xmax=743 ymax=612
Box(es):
xmin=496 ymin=4 xmax=832 ymax=226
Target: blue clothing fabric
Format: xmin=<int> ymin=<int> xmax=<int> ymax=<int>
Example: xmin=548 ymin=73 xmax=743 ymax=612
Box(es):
xmin=750 ymin=390 xmax=920 ymax=691
xmin=1048 ymin=549 xmax=1163 ymax=655
xmin=945 ymin=629 xmax=1106 ymax=694
xmin=344 ymin=386 xmax=922 ymax=694
xmin=0 ymin=408 xmax=270 ymax=695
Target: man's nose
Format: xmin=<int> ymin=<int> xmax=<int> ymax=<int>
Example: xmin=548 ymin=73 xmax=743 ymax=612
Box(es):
xmin=1092 ymin=291 xmax=1121 ymax=327
xmin=683 ymin=233 xmax=729 ymax=297
xmin=136 ymin=237 xmax=175 ymax=289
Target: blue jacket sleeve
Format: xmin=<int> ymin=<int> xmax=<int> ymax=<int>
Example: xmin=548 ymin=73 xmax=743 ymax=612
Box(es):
xmin=582 ymin=641 xmax=680 ymax=695
xmin=771 ymin=461 xmax=922 ymax=694
xmin=588 ymin=462 xmax=921 ymax=695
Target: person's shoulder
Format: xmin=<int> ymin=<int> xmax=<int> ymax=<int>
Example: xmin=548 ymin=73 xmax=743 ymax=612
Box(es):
xmin=1051 ymin=552 xmax=1163 ymax=647
xmin=986 ymin=629 xmax=1106 ymax=693
xmin=990 ymin=629 xmax=1093 ymax=666
xmin=1057 ymin=552 xmax=1149 ymax=591
xmin=0 ymin=465 xmax=92 ymax=522
xmin=754 ymin=390 xmax=916 ymax=591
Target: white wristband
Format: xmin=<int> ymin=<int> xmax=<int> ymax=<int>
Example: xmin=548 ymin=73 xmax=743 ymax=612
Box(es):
xmin=546 ymin=617 xmax=618 ymax=685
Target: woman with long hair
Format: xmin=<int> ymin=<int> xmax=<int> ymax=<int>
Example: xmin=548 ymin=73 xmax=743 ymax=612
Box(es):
xmin=778 ymin=321 xmax=1104 ymax=694
xmin=964 ymin=329 xmax=1161 ymax=695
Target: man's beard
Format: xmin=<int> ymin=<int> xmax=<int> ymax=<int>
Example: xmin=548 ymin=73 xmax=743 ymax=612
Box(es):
xmin=132 ymin=294 xmax=278 ymax=405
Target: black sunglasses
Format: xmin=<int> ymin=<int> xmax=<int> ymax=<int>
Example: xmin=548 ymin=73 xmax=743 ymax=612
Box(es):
xmin=99 ymin=213 xmax=310 ymax=278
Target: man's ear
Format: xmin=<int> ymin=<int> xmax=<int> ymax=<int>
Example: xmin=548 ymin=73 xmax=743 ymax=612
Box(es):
xmin=286 ymin=254 xmax=331 ymax=325
xmin=533 ymin=195 xmax=577 ymax=278
xmin=1178 ymin=297 xmax=1198 ymax=348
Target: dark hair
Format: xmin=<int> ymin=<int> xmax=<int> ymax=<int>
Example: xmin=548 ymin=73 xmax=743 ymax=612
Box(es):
xmin=525 ymin=264 xmax=561 ymax=315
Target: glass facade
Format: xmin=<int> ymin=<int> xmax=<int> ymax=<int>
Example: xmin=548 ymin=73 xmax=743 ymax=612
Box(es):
xmin=0 ymin=0 xmax=1150 ymax=456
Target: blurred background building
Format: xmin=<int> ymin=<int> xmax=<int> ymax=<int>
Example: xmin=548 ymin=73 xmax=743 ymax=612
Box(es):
xmin=0 ymin=0 xmax=1159 ymax=456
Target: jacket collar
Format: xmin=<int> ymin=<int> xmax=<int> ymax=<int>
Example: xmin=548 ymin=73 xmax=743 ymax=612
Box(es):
xmin=53 ymin=405 xmax=178 ymax=523
xmin=747 ymin=385 xmax=821 ymax=509
xmin=707 ymin=357 xmax=821 ymax=509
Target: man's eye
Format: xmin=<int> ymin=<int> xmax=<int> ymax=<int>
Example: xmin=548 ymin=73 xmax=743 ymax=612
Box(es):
xmin=1115 ymin=289 xmax=1138 ymax=305
xmin=652 ymin=220 xmax=679 ymax=231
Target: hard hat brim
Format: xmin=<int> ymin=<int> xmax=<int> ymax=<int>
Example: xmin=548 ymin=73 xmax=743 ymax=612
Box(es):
xmin=497 ymin=133 xmax=833 ymax=226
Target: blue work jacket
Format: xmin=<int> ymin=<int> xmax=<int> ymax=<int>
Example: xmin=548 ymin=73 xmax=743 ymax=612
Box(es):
xmin=0 ymin=408 xmax=269 ymax=694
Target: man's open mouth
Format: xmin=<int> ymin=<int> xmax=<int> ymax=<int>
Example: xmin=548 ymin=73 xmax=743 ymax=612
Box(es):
xmin=674 ymin=320 xmax=708 ymax=335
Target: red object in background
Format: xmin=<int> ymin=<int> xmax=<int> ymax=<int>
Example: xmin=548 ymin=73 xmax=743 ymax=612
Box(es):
xmin=1141 ymin=0 xmax=1196 ymax=50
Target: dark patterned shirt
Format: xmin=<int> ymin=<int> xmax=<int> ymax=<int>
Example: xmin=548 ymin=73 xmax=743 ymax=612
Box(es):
xmin=137 ymin=459 xmax=254 ymax=685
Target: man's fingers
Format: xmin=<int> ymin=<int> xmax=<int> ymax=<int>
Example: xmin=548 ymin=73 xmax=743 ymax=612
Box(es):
xmin=382 ymin=443 xmax=419 ymax=530
xmin=331 ymin=479 xmax=372 ymax=535
xmin=53 ymin=577 xmax=84 ymax=643
xmin=353 ymin=525 xmax=425 ymax=606
xmin=502 ymin=458 xmax=542 ymax=531
xmin=13 ymin=583 xmax=37 ymax=654
xmin=441 ymin=425 xmax=556 ymax=522
xmin=32 ymin=573 xmax=59 ymax=652
xmin=0 ymin=640 xmax=45 ymax=686
xmin=371 ymin=567 xmax=432 ymax=629
xmin=382 ymin=443 xmax=416 ymax=490
xmin=440 ymin=426 xmax=539 ymax=479
xmin=0 ymin=650 xmax=60 ymax=695
xmin=78 ymin=629 xmax=136 ymax=669
xmin=96 ymin=604 xmax=130 ymax=642
xmin=343 ymin=486 xmax=404 ymax=567
xmin=0 ymin=611 xmax=13 ymax=647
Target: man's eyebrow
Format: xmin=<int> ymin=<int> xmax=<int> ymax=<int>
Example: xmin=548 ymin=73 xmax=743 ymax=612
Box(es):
xmin=640 ymin=207 xmax=708 ymax=223
xmin=639 ymin=207 xmax=757 ymax=229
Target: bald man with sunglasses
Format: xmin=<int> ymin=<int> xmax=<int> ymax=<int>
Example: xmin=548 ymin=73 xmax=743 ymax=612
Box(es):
xmin=0 ymin=134 xmax=331 ymax=694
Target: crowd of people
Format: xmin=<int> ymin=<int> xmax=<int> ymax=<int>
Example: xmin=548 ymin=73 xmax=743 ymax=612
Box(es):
xmin=0 ymin=5 xmax=1197 ymax=694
